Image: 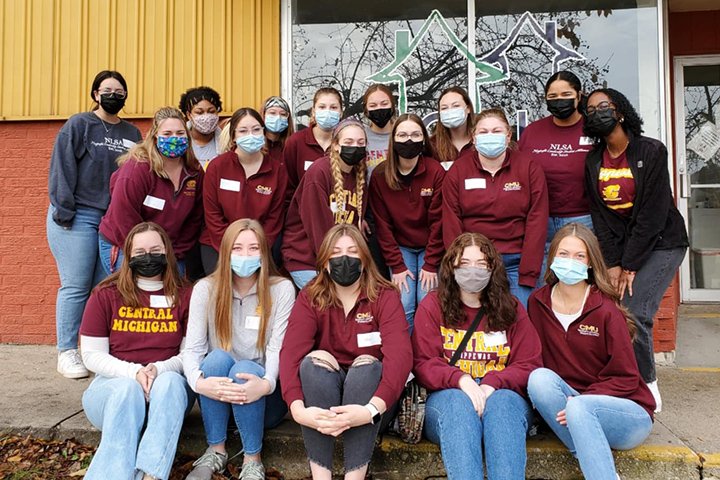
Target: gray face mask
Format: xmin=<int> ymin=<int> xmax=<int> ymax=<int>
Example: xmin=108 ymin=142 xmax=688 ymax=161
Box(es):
xmin=454 ymin=267 xmax=492 ymax=293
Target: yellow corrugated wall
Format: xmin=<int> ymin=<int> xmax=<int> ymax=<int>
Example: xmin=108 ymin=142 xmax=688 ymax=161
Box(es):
xmin=0 ymin=0 xmax=280 ymax=120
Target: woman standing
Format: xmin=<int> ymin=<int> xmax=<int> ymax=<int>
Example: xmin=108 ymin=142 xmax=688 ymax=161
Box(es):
xmin=583 ymin=88 xmax=688 ymax=411
xmin=442 ymin=108 xmax=549 ymax=307
xmin=183 ymin=219 xmax=295 ymax=480
xmin=362 ymin=84 xmax=396 ymax=176
xmin=430 ymin=86 xmax=475 ymax=171
xmin=179 ymin=86 xmax=223 ymax=170
xmin=412 ymin=232 xmax=542 ymax=479
xmin=527 ymin=223 xmax=655 ymax=480
xmin=280 ymin=224 xmax=412 ymax=480
xmin=260 ymin=96 xmax=295 ymax=166
xmin=48 ymin=70 xmax=142 ymax=378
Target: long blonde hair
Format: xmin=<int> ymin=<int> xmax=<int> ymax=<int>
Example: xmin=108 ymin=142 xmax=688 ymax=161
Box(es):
xmin=208 ymin=219 xmax=281 ymax=351
xmin=328 ymin=119 xmax=367 ymax=227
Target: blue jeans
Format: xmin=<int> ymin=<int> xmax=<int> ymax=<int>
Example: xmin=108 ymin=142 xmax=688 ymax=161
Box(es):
xmin=46 ymin=205 xmax=106 ymax=351
xmin=528 ymin=368 xmax=652 ymax=480
xmin=289 ymin=270 xmax=317 ymax=290
xmin=393 ymin=246 xmax=429 ymax=332
xmin=424 ymin=388 xmax=532 ymax=479
xmin=501 ymin=253 xmax=533 ymax=309
xmin=538 ymin=214 xmax=594 ymax=287
xmin=82 ymin=372 xmax=193 ymax=480
xmin=198 ymin=350 xmax=287 ymax=455
xmin=99 ymin=235 xmax=186 ymax=279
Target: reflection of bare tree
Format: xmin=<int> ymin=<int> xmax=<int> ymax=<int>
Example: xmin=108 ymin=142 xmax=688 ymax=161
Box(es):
xmin=684 ymin=85 xmax=720 ymax=177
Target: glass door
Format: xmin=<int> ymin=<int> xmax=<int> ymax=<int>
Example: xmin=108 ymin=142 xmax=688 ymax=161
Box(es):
xmin=674 ymin=56 xmax=720 ymax=302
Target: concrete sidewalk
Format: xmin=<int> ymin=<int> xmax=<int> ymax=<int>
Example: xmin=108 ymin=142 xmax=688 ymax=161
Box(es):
xmin=1 ymin=344 xmax=719 ymax=479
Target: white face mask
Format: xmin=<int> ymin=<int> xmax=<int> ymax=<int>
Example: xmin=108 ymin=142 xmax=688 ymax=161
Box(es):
xmin=440 ymin=108 xmax=467 ymax=129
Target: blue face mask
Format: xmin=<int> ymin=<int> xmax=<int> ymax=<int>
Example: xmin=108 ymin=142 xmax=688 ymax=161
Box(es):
xmin=156 ymin=136 xmax=188 ymax=158
xmin=439 ymin=108 xmax=467 ymax=129
xmin=315 ymin=109 xmax=341 ymax=130
xmin=231 ymin=255 xmax=262 ymax=277
xmin=235 ymin=134 xmax=265 ymax=154
xmin=474 ymin=133 xmax=507 ymax=159
xmin=265 ymin=115 xmax=289 ymax=133
xmin=550 ymin=257 xmax=589 ymax=285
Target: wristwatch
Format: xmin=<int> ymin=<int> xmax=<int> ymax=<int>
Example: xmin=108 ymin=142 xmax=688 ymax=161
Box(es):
xmin=365 ymin=402 xmax=381 ymax=425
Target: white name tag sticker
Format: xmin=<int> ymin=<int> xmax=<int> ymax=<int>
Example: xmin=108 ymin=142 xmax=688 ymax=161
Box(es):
xmin=220 ymin=178 xmax=241 ymax=192
xmin=464 ymin=178 xmax=487 ymax=190
xmin=122 ymin=139 xmax=137 ymax=149
xmin=330 ymin=201 xmax=339 ymax=213
xmin=143 ymin=195 xmax=166 ymax=210
xmin=150 ymin=295 xmax=170 ymax=308
xmin=440 ymin=161 xmax=453 ymax=171
xmin=304 ymin=160 xmax=314 ymax=171
xmin=357 ymin=331 xmax=382 ymax=348
xmin=579 ymin=136 xmax=594 ymax=145
xmin=484 ymin=331 xmax=507 ymax=348
xmin=245 ymin=315 xmax=261 ymax=330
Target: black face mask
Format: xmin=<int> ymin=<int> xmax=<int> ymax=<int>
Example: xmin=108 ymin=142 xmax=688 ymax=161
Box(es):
xmin=367 ymin=108 xmax=393 ymax=128
xmin=339 ymin=146 xmax=366 ymax=166
xmin=394 ymin=140 xmax=424 ymax=159
xmin=328 ymin=255 xmax=362 ymax=287
xmin=128 ymin=253 xmax=167 ymax=278
xmin=585 ymin=109 xmax=619 ymax=138
xmin=546 ymin=98 xmax=577 ymax=120
xmin=99 ymin=93 xmax=126 ymax=115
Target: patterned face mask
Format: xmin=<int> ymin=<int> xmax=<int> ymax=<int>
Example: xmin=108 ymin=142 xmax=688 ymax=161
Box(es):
xmin=190 ymin=113 xmax=219 ymax=135
xmin=156 ymin=136 xmax=189 ymax=158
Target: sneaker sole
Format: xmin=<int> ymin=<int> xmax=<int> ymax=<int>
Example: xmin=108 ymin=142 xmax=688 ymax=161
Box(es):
xmin=57 ymin=366 xmax=89 ymax=379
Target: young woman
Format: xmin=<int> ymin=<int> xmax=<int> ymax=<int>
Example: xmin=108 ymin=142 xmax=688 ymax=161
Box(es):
xmin=362 ymin=84 xmax=396 ymax=176
xmin=527 ymin=223 xmax=656 ymax=480
xmin=260 ymin=96 xmax=295 ymax=166
xmin=282 ymin=119 xmax=368 ymax=289
xmin=80 ymin=222 xmax=192 ymax=480
xmin=583 ymin=88 xmax=688 ymax=411
xmin=48 ymin=70 xmax=142 ymax=379
xmin=442 ymin=108 xmax=549 ymax=307
xmin=200 ymin=108 xmax=289 ymax=274
xmin=284 ymin=87 xmax=343 ymax=189
xmin=412 ymin=232 xmax=542 ymax=479
xmin=430 ymin=86 xmax=475 ymax=171
xmin=369 ymin=113 xmax=445 ymax=329
xmin=183 ymin=219 xmax=295 ymax=480
xmin=98 ymin=107 xmax=204 ymax=278
xmin=279 ymin=224 xmax=412 ymax=480
xmin=179 ymin=86 xmax=223 ymax=170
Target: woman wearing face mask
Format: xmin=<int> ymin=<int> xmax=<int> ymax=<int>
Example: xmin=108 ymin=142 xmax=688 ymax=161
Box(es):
xmin=362 ymin=84 xmax=396 ymax=176
xmin=583 ymin=88 xmax=688 ymax=412
xmin=98 ymin=107 xmax=204 ymax=278
xmin=200 ymin=108 xmax=289 ymax=274
xmin=48 ymin=70 xmax=142 ymax=379
xmin=80 ymin=222 xmax=192 ymax=480
xmin=369 ymin=114 xmax=445 ymax=330
xmin=179 ymin=86 xmax=223 ymax=170
xmin=284 ymin=87 xmax=344 ymax=190
xmin=261 ymin=96 xmax=295 ymax=166
xmin=282 ymin=119 xmax=368 ymax=290
xmin=412 ymin=232 xmax=542 ymax=479
xmin=442 ymin=108 xmax=549 ymax=308
xmin=430 ymin=86 xmax=475 ymax=171
xmin=183 ymin=219 xmax=295 ymax=480
xmin=527 ymin=223 xmax=655 ymax=480
xmin=279 ymin=224 xmax=412 ymax=480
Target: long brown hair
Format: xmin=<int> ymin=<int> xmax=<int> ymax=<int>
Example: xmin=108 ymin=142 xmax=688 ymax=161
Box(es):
xmin=432 ymin=86 xmax=474 ymax=163
xmin=545 ymin=223 xmax=637 ymax=337
xmin=438 ymin=233 xmax=517 ymax=331
xmin=95 ymin=222 xmax=184 ymax=308
xmin=306 ymin=224 xmax=395 ymax=310
xmin=381 ymin=113 xmax=430 ymax=191
xmin=208 ymin=219 xmax=282 ymax=351
xmin=328 ymin=119 xmax=367 ymax=227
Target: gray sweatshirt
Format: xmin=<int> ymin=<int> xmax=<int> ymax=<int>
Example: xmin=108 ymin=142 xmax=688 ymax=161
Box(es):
xmin=48 ymin=112 xmax=142 ymax=227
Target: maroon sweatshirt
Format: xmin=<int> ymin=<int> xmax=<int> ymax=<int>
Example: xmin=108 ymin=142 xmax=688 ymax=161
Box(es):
xmin=200 ymin=150 xmax=288 ymax=250
xmin=267 ymin=139 xmax=284 ymax=166
xmin=368 ymin=156 xmax=445 ymax=273
xmin=282 ymin=156 xmax=362 ymax=272
xmin=441 ymin=148 xmax=549 ymax=287
xmin=279 ymin=286 xmax=412 ymax=406
xmin=517 ymin=116 xmax=592 ymax=217
xmin=412 ymin=291 xmax=542 ymax=398
xmin=428 ymin=136 xmax=474 ymax=169
xmin=283 ymin=127 xmax=326 ymax=190
xmin=527 ymin=285 xmax=655 ymax=418
xmin=99 ymin=158 xmax=203 ymax=259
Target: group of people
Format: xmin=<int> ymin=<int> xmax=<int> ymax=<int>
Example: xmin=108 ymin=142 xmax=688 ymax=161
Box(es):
xmin=45 ymin=68 xmax=688 ymax=480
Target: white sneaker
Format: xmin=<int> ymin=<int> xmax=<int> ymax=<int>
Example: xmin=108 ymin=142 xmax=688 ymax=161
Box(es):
xmin=646 ymin=380 xmax=662 ymax=413
xmin=57 ymin=349 xmax=89 ymax=379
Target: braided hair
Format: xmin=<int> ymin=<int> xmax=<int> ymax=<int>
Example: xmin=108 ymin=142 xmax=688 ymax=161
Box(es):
xmin=328 ymin=119 xmax=367 ymax=228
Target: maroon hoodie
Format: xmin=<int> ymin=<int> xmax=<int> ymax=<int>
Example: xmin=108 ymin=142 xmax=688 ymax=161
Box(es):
xmin=283 ymin=127 xmax=326 ymax=190
xmin=412 ymin=291 xmax=542 ymax=398
xmin=527 ymin=284 xmax=655 ymax=418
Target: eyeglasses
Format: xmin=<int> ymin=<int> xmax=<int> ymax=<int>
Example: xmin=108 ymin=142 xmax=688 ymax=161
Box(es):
xmin=98 ymin=89 xmax=127 ymax=99
xmin=585 ymin=101 xmax=615 ymax=116
xmin=235 ymin=127 xmax=264 ymax=136
xmin=395 ymin=132 xmax=424 ymax=141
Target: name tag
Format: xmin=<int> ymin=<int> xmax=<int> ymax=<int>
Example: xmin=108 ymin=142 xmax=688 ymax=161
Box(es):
xmin=122 ymin=139 xmax=137 ymax=149
xmin=330 ymin=201 xmax=341 ymax=213
xmin=484 ymin=331 xmax=507 ymax=348
xmin=357 ymin=331 xmax=382 ymax=348
xmin=143 ymin=195 xmax=166 ymax=210
xmin=579 ymin=136 xmax=594 ymax=145
xmin=245 ymin=315 xmax=260 ymax=330
xmin=220 ymin=178 xmax=241 ymax=192
xmin=464 ymin=178 xmax=486 ymax=190
xmin=150 ymin=295 xmax=170 ymax=308
xmin=440 ymin=161 xmax=453 ymax=171
xmin=304 ymin=160 xmax=314 ymax=171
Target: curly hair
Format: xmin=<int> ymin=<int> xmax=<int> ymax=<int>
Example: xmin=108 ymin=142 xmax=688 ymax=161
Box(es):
xmin=584 ymin=88 xmax=644 ymax=139
xmin=178 ymin=86 xmax=223 ymax=115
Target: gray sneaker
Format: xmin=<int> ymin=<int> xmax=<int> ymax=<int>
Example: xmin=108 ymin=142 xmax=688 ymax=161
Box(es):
xmin=239 ymin=461 xmax=265 ymax=480
xmin=185 ymin=447 xmax=227 ymax=480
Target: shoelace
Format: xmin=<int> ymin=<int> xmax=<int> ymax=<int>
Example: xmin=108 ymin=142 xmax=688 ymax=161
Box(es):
xmin=69 ymin=350 xmax=83 ymax=365
xmin=192 ymin=451 xmax=225 ymax=470
xmin=240 ymin=461 xmax=264 ymax=480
